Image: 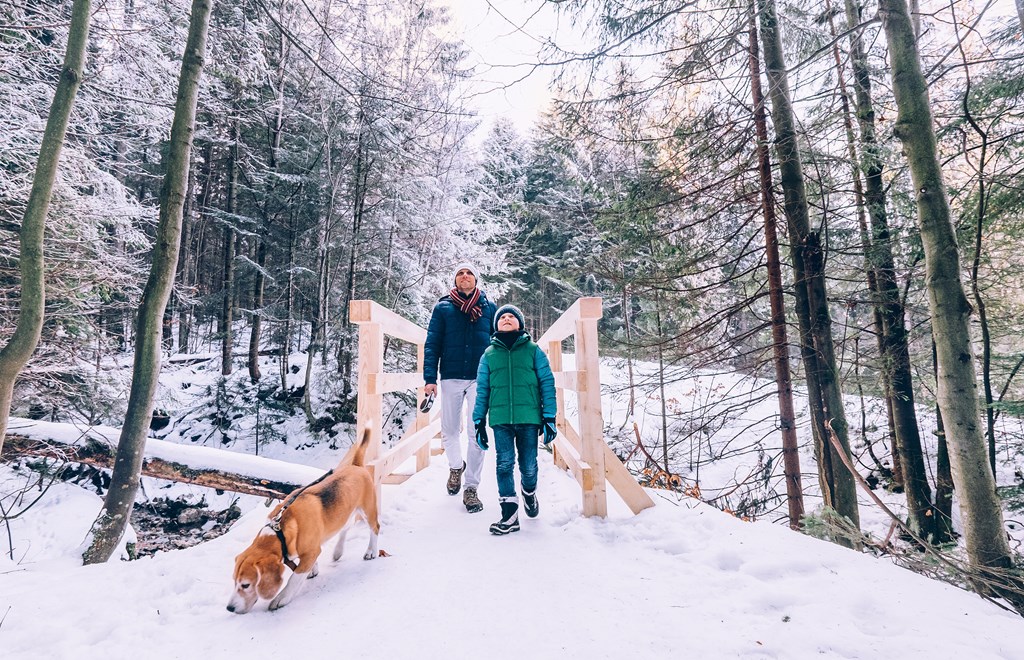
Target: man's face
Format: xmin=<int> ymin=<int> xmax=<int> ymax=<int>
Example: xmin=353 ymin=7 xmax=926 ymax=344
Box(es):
xmin=455 ymin=268 xmax=477 ymax=294
xmin=497 ymin=312 xmax=520 ymax=332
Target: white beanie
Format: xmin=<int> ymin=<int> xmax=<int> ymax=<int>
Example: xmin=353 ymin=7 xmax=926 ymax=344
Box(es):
xmin=453 ymin=262 xmax=480 ymax=287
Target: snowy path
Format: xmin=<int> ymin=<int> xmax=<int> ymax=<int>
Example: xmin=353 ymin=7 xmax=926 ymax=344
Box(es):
xmin=3 ymin=451 xmax=1023 ymax=659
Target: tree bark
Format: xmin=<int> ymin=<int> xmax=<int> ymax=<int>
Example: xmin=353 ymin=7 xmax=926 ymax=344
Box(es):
xmin=843 ymin=0 xmax=937 ymax=541
xmin=757 ymin=0 xmax=860 ymax=533
xmin=82 ymin=0 xmax=212 ymax=564
xmin=248 ymin=239 xmax=266 ymax=382
xmin=2 ymin=434 xmax=300 ymax=499
xmin=748 ymin=1 xmax=804 ymax=529
xmin=221 ymin=119 xmax=239 ymax=376
xmin=0 ymin=0 xmax=91 ymax=456
xmin=878 ymin=0 xmax=1012 ymax=571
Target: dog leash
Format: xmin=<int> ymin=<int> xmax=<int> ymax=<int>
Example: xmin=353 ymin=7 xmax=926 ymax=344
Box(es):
xmin=266 ymin=468 xmax=334 ymax=571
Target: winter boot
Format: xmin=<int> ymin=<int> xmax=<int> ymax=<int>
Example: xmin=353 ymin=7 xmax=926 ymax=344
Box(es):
xmin=489 ymin=496 xmax=520 ymax=535
xmin=463 ymin=486 xmax=483 ymax=513
xmin=446 ymin=461 xmax=466 ymax=495
xmin=522 ymin=489 xmax=539 ymax=518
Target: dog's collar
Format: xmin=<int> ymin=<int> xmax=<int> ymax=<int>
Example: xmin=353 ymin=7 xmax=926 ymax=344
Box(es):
xmin=267 ymin=520 xmax=299 ymax=572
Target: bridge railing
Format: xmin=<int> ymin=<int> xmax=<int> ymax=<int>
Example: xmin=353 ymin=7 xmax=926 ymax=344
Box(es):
xmin=349 ymin=296 xmax=654 ymax=518
xmin=538 ymin=297 xmax=655 ymax=517
xmin=349 ymin=300 xmax=440 ymax=493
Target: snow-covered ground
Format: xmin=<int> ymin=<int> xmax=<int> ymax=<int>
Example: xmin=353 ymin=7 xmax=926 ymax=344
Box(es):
xmin=3 ymin=446 xmax=1024 ymax=659
xmin=3 ymin=351 xmax=1024 ymax=658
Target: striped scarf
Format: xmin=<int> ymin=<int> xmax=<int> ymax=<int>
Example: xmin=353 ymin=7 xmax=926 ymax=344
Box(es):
xmin=450 ymin=288 xmax=483 ymax=322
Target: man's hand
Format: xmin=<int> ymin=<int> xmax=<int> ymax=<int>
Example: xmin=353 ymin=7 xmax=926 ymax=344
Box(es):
xmin=542 ymin=418 xmax=557 ymax=446
xmin=424 ymin=383 xmax=437 ymax=396
xmin=475 ymin=420 xmax=489 ymax=451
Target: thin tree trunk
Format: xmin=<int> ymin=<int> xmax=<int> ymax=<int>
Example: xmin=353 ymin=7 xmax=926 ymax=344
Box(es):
xmin=829 ymin=2 xmax=901 ymax=489
xmin=878 ymin=0 xmax=1012 ymax=573
xmin=955 ymin=21 xmax=997 ymax=477
xmin=82 ymin=0 xmax=212 ymax=564
xmin=933 ymin=339 xmax=955 ymax=540
xmin=841 ymin=0 xmax=936 ymax=540
xmin=220 ymin=119 xmax=239 ymax=376
xmin=248 ymin=239 xmax=266 ymax=382
xmin=0 ymin=0 xmax=91 ymax=456
xmin=758 ymin=0 xmax=860 ymax=533
xmin=748 ymin=1 xmax=803 ymax=528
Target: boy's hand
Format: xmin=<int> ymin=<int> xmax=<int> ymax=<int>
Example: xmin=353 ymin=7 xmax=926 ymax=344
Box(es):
xmin=475 ymin=420 xmax=489 ymax=451
xmin=542 ymin=418 xmax=557 ymax=445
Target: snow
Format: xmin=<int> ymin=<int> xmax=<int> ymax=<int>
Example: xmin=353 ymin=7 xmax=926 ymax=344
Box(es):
xmin=3 ymin=443 xmax=1024 ymax=659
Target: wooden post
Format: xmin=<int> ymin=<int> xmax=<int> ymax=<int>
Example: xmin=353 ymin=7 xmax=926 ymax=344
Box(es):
xmin=575 ymin=314 xmax=607 ymax=518
xmin=548 ymin=340 xmax=568 ymax=471
xmin=415 ymin=342 xmax=430 ymax=471
xmin=356 ymin=321 xmax=383 ymax=469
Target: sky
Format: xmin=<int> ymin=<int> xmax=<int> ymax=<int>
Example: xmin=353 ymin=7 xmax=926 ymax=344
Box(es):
xmin=3 ymin=350 xmax=1024 ymax=658
xmin=441 ymin=0 xmax=568 ymax=133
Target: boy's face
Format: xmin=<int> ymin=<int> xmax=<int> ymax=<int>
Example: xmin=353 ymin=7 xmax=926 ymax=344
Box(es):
xmin=497 ymin=313 xmax=520 ymax=332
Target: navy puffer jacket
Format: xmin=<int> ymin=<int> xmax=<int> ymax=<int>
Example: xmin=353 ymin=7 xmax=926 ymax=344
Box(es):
xmin=423 ymin=291 xmax=498 ymax=383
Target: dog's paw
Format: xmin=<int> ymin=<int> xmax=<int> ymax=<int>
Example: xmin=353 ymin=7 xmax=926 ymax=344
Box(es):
xmin=307 ymin=562 xmax=319 ymax=580
xmin=268 ymin=597 xmax=285 ymax=611
xmin=363 ymin=550 xmax=376 ymax=561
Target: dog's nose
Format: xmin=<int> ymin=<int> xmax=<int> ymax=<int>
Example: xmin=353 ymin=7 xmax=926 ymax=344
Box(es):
xmin=226 ymin=604 xmax=235 ymax=612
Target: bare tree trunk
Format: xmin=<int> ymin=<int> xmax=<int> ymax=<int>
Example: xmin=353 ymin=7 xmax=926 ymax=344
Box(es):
xmin=841 ymin=0 xmax=937 ymax=541
xmin=878 ymin=0 xmax=1012 ymax=573
xmin=248 ymin=239 xmax=266 ymax=382
xmin=82 ymin=0 xmax=212 ymax=564
xmin=0 ymin=0 xmax=91 ymax=455
xmin=1017 ymin=0 xmax=1024 ymax=34
xmin=932 ymin=339 xmax=955 ymax=540
xmin=758 ymin=0 xmax=860 ymax=533
xmin=220 ymin=119 xmax=239 ymax=376
xmin=748 ymin=1 xmax=803 ymax=529
xmin=954 ymin=20 xmax=997 ymax=477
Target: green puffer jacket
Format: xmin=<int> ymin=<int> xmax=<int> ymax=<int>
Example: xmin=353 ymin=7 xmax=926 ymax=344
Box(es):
xmin=473 ymin=332 xmax=557 ymax=426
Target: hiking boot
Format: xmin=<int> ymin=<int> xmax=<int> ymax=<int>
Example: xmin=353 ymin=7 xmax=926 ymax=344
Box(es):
xmin=463 ymin=487 xmax=483 ymax=513
xmin=522 ymin=489 xmax=539 ymax=518
xmin=489 ymin=497 xmax=520 ymax=535
xmin=446 ymin=461 xmax=466 ymax=495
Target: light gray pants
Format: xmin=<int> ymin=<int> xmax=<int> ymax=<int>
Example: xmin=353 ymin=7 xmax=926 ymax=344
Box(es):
xmin=440 ymin=378 xmax=484 ymax=489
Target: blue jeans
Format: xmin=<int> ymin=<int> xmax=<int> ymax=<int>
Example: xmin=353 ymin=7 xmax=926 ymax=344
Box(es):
xmin=492 ymin=424 xmax=539 ymax=498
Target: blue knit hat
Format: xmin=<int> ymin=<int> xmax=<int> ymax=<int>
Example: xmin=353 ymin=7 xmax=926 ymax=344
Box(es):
xmin=494 ymin=304 xmax=526 ymax=331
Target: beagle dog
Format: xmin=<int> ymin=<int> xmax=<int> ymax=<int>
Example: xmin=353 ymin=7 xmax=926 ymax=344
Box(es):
xmin=227 ymin=427 xmax=380 ymax=613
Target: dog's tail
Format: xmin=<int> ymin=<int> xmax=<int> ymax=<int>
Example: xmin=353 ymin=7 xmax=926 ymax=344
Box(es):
xmin=340 ymin=422 xmax=373 ymax=468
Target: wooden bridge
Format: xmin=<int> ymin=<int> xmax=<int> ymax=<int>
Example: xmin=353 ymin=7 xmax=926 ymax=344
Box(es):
xmin=350 ymin=296 xmax=654 ymax=518
xmin=3 ymin=297 xmax=654 ymax=519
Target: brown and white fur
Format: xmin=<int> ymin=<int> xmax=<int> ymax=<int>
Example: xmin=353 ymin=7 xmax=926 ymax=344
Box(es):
xmin=227 ymin=428 xmax=380 ymax=613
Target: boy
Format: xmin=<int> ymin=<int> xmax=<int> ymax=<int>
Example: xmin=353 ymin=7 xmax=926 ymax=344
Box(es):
xmin=472 ymin=304 xmax=557 ymax=535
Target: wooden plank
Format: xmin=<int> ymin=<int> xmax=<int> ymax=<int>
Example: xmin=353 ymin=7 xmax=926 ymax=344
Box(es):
xmin=552 ymin=370 xmax=586 ymax=393
xmin=601 ymin=444 xmax=655 ymax=514
xmin=367 ymin=371 xmax=422 ymax=395
xmin=558 ymin=419 xmax=653 ymax=514
xmin=551 ymin=435 xmax=593 ymax=491
xmin=356 ymin=322 xmax=384 ymax=464
xmin=381 ymin=473 xmax=412 ymax=485
xmin=538 ymin=297 xmax=602 ymax=345
xmin=370 ymin=419 xmax=442 ymax=482
xmin=575 ymin=315 xmax=607 ymax=517
xmin=349 ymin=299 xmax=426 ymax=345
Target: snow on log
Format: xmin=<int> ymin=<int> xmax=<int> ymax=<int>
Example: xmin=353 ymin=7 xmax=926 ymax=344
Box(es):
xmin=1 ymin=418 xmax=325 ymax=499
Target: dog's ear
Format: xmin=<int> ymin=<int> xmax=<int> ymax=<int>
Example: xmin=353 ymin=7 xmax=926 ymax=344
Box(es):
xmin=256 ymin=556 xmax=284 ymax=600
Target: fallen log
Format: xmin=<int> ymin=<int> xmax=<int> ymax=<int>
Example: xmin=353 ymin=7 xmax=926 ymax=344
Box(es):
xmin=1 ymin=428 xmax=319 ymax=499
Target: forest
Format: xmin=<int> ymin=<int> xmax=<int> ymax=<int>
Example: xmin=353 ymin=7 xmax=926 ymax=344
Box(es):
xmin=2 ymin=0 xmax=1024 ymax=609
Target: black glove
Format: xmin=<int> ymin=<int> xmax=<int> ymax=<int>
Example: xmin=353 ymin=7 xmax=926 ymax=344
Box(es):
xmin=475 ymin=420 xmax=489 ymax=451
xmin=542 ymin=418 xmax=557 ymax=445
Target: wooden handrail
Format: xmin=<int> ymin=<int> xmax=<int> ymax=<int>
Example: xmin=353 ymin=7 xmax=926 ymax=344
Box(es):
xmin=350 ymin=299 xmax=427 ymax=344
xmin=537 ymin=297 xmax=602 ymax=345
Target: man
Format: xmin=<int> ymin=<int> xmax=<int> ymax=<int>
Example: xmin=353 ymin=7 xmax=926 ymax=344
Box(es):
xmin=424 ymin=263 xmax=498 ymax=513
